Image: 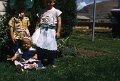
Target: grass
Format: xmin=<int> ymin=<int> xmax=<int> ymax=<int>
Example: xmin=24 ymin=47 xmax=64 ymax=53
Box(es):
xmin=0 ymin=30 xmax=120 ymax=81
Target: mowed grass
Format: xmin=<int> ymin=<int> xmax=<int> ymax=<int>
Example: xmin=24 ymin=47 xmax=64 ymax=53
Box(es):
xmin=0 ymin=30 xmax=120 ymax=81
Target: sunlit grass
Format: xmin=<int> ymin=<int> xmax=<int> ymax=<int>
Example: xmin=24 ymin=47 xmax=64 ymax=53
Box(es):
xmin=0 ymin=31 xmax=120 ymax=81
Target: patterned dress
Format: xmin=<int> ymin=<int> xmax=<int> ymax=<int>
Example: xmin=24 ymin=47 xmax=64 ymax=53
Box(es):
xmin=9 ymin=16 xmax=30 ymax=40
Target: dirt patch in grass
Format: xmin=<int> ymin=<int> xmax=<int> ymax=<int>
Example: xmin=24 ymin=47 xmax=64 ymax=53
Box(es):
xmin=77 ymin=48 xmax=110 ymax=57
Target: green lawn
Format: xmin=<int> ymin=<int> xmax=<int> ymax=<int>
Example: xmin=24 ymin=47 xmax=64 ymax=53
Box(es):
xmin=0 ymin=31 xmax=120 ymax=81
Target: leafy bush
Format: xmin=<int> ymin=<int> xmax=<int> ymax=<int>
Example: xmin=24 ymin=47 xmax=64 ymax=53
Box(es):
xmin=57 ymin=37 xmax=77 ymax=57
xmin=0 ymin=15 xmax=10 ymax=61
xmin=56 ymin=0 xmax=77 ymax=37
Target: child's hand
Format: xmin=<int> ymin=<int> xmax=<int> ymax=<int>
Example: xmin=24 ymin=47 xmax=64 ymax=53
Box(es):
xmin=56 ymin=32 xmax=60 ymax=38
xmin=7 ymin=57 xmax=15 ymax=61
xmin=12 ymin=36 xmax=16 ymax=43
xmin=7 ymin=55 xmax=14 ymax=61
xmin=11 ymin=56 xmax=16 ymax=61
xmin=11 ymin=58 xmax=15 ymax=61
xmin=7 ymin=58 xmax=12 ymax=61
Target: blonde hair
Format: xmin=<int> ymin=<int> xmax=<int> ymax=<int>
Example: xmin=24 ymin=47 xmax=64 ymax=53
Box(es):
xmin=22 ymin=37 xmax=32 ymax=44
xmin=22 ymin=37 xmax=31 ymax=41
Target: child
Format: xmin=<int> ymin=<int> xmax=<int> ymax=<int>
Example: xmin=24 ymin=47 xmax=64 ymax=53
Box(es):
xmin=32 ymin=0 xmax=62 ymax=67
xmin=9 ymin=11 xmax=31 ymax=54
xmin=10 ymin=37 xmax=45 ymax=72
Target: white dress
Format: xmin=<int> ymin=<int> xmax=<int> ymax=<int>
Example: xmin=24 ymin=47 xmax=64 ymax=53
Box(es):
xmin=32 ymin=7 xmax=62 ymax=50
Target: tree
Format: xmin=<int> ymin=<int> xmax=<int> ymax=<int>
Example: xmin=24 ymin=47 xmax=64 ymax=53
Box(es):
xmin=56 ymin=0 xmax=77 ymax=37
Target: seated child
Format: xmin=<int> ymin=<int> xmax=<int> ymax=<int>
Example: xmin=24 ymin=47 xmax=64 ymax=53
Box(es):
xmin=10 ymin=37 xmax=45 ymax=72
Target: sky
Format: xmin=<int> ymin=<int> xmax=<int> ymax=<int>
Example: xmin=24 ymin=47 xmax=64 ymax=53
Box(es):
xmin=76 ymin=0 xmax=111 ymax=11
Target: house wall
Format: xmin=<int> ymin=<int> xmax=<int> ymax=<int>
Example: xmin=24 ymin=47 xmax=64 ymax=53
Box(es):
xmin=0 ymin=0 xmax=7 ymax=15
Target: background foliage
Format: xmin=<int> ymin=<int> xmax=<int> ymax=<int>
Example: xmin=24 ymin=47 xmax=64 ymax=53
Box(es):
xmin=0 ymin=0 xmax=77 ymax=60
xmin=0 ymin=15 xmax=11 ymax=61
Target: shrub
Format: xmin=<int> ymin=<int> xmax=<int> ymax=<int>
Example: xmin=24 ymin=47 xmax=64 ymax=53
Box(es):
xmin=0 ymin=15 xmax=10 ymax=61
xmin=56 ymin=0 xmax=77 ymax=37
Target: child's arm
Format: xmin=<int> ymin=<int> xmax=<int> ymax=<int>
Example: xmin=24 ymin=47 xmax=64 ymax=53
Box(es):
xmin=8 ymin=53 xmax=19 ymax=61
xmin=32 ymin=54 xmax=38 ymax=60
xmin=11 ymin=54 xmax=18 ymax=61
xmin=35 ymin=16 xmax=41 ymax=30
xmin=7 ymin=49 xmax=21 ymax=61
xmin=56 ymin=16 xmax=62 ymax=38
xmin=35 ymin=22 xmax=40 ymax=30
xmin=10 ymin=27 xmax=15 ymax=43
xmin=9 ymin=17 xmax=16 ymax=43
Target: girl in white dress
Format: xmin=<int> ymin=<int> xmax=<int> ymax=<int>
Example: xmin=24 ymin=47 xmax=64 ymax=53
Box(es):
xmin=32 ymin=0 xmax=62 ymax=67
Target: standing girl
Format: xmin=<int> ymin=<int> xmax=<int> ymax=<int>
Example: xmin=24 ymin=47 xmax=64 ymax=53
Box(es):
xmin=32 ymin=0 xmax=62 ymax=67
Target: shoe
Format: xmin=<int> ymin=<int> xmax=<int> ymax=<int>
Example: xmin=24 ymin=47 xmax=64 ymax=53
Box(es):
xmin=16 ymin=65 xmax=22 ymax=73
xmin=52 ymin=65 xmax=57 ymax=68
xmin=41 ymin=66 xmax=46 ymax=69
xmin=36 ymin=66 xmax=46 ymax=70
xmin=16 ymin=65 xmax=24 ymax=72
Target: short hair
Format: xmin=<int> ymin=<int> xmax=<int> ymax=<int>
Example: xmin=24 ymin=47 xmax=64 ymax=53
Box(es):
xmin=22 ymin=37 xmax=32 ymax=44
xmin=22 ymin=37 xmax=31 ymax=41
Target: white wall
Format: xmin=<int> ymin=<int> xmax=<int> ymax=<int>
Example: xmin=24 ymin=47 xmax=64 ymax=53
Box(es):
xmin=0 ymin=0 xmax=7 ymax=15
